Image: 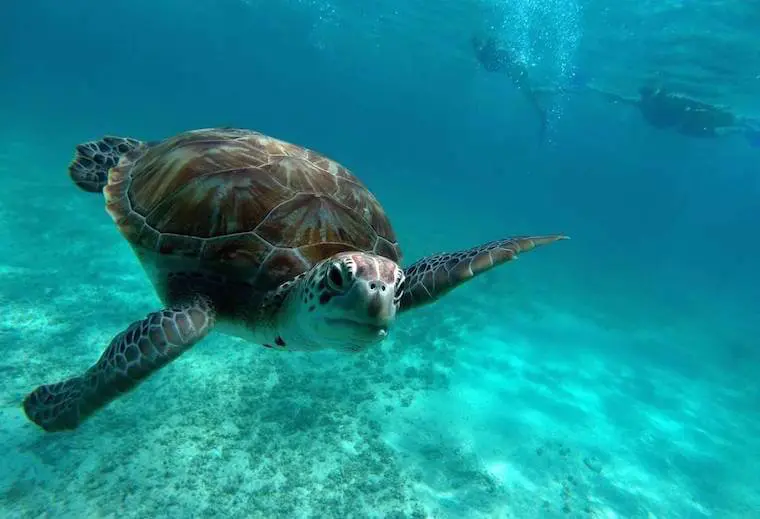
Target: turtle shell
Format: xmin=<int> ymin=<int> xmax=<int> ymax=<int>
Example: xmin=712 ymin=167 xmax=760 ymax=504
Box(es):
xmin=103 ymin=128 xmax=401 ymax=290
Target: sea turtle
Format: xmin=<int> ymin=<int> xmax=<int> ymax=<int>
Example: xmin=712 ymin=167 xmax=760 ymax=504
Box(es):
xmin=22 ymin=127 xmax=567 ymax=432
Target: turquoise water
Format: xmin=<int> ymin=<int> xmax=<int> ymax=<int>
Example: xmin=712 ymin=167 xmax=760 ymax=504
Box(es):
xmin=2 ymin=1 xmax=759 ymax=518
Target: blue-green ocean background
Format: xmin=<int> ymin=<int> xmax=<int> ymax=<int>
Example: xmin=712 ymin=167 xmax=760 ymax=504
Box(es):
xmin=1 ymin=1 xmax=759 ymax=517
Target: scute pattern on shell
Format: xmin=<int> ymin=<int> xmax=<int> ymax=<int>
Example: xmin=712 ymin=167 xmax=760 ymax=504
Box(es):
xmin=103 ymin=128 xmax=401 ymax=290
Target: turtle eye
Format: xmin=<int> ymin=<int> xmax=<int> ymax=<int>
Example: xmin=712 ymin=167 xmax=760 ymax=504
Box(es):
xmin=326 ymin=263 xmax=346 ymax=292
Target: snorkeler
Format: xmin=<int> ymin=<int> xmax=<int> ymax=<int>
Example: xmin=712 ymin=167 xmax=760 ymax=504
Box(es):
xmin=589 ymin=85 xmax=756 ymax=139
xmin=471 ymin=36 xmax=549 ymax=143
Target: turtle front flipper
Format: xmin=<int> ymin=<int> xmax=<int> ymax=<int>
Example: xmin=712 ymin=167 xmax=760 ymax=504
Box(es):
xmin=22 ymin=297 xmax=215 ymax=432
xmin=69 ymin=136 xmax=143 ymax=193
xmin=398 ymin=235 xmax=568 ymax=312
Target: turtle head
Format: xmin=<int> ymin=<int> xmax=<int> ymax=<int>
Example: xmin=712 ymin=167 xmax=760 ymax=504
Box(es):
xmin=293 ymin=252 xmax=405 ymax=351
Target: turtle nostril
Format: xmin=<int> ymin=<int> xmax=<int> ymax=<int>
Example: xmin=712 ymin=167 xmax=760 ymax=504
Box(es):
xmin=369 ymin=282 xmax=376 ymax=290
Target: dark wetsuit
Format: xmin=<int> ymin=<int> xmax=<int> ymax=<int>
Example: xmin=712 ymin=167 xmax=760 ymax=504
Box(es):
xmin=472 ymin=37 xmax=548 ymax=142
xmin=638 ymin=87 xmax=738 ymax=138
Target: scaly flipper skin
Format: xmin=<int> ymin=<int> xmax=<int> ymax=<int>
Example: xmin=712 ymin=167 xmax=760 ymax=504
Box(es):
xmin=23 ymin=297 xmax=215 ymax=432
xmin=399 ymin=235 xmax=568 ymax=312
xmin=69 ymin=136 xmax=143 ymax=193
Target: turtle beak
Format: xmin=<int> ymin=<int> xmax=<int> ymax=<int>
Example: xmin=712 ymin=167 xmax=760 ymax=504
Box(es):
xmin=366 ymin=290 xmax=392 ymax=323
xmin=330 ymin=279 xmax=395 ymax=337
xmin=361 ymin=280 xmax=396 ymax=328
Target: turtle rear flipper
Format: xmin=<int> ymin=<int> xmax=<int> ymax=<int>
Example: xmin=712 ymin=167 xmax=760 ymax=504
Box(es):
xmin=69 ymin=136 xmax=143 ymax=193
xmin=22 ymin=297 xmax=215 ymax=432
xmin=398 ymin=234 xmax=568 ymax=312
